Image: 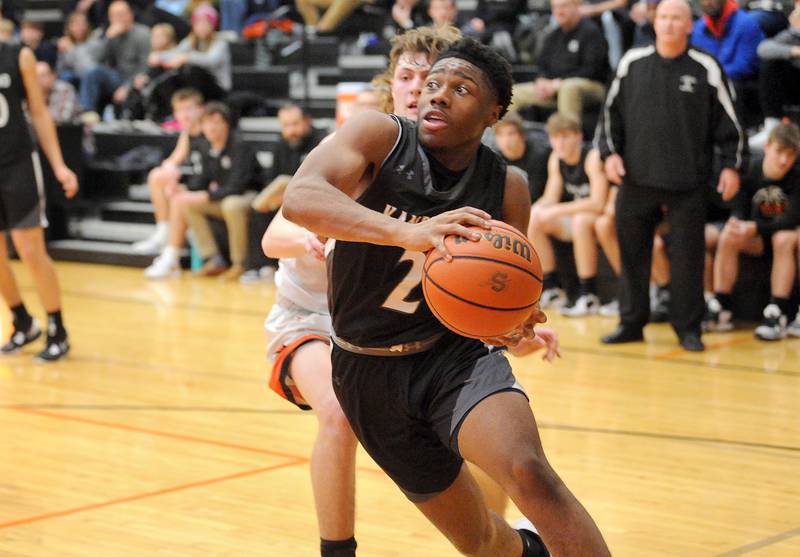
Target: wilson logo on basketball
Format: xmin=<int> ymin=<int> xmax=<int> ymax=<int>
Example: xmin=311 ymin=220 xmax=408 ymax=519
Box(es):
xmin=455 ymin=232 xmax=532 ymax=263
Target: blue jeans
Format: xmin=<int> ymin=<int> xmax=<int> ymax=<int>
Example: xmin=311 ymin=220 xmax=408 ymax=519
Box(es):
xmin=79 ymin=65 xmax=124 ymax=113
xmin=220 ymin=0 xmax=247 ymax=32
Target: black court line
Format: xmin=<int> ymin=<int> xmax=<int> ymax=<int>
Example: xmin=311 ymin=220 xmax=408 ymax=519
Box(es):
xmin=5 ymin=403 xmax=798 ymax=454
xmin=713 ymin=527 xmax=800 ymax=556
xmin=561 ymin=344 xmax=800 ymax=377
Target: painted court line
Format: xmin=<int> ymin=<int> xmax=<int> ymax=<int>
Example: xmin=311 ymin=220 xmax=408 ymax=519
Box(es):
xmin=0 ymin=459 xmax=306 ymax=530
xmin=654 ymin=335 xmax=754 ymax=360
xmin=713 ymin=527 xmax=800 ymax=556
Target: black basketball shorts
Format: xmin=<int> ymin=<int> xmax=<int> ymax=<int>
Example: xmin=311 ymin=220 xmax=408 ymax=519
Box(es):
xmin=331 ymin=332 xmax=528 ymax=502
xmin=0 ymin=152 xmax=48 ymax=231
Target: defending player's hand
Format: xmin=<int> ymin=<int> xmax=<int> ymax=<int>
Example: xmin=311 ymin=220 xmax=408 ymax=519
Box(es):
xmin=480 ymin=306 xmax=547 ymax=348
xmin=304 ymin=231 xmax=326 ymax=261
xmin=55 ymin=165 xmax=79 ymax=199
xmin=400 ymin=207 xmax=492 ymax=261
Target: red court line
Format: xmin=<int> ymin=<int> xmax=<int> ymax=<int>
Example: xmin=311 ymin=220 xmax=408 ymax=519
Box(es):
xmin=0 ymin=459 xmax=305 ymax=530
xmin=11 ymin=407 xmax=304 ymax=461
xmin=9 ymin=407 xmax=386 ymax=477
xmin=654 ymin=335 xmax=754 ymax=360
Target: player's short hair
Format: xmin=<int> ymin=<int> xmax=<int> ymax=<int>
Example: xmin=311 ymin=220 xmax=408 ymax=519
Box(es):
xmin=171 ymin=87 xmax=203 ymax=106
xmin=372 ymin=25 xmax=462 ymax=114
xmin=768 ymin=121 xmax=800 ymax=153
xmin=494 ymin=112 xmax=525 ymax=135
xmin=546 ymin=112 xmax=582 ymax=136
xmin=433 ymin=37 xmax=514 ymax=118
xmin=202 ymin=101 xmax=232 ymax=125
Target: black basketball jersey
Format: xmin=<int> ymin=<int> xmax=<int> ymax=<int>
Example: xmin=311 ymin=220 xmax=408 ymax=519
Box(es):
xmin=0 ymin=44 xmax=34 ymax=166
xmin=558 ymin=147 xmax=591 ymax=202
xmin=328 ymin=115 xmax=507 ymax=347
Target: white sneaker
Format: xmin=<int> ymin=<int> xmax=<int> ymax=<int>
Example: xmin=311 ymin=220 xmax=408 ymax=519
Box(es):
xmin=561 ymin=293 xmax=599 ymax=317
xmin=539 ymin=287 xmax=566 ymax=309
xmin=132 ymin=233 xmax=167 ymax=254
xmin=754 ymin=303 xmax=787 ymax=341
xmin=512 ymin=518 xmax=550 ymax=556
xmin=787 ymin=308 xmax=800 ymax=338
xmin=144 ymin=252 xmax=180 ymax=279
xmin=703 ymin=297 xmax=733 ymax=332
xmin=599 ymin=298 xmax=619 ymax=316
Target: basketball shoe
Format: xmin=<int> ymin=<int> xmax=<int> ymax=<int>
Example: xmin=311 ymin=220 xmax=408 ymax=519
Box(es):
xmin=754 ymin=304 xmax=787 ymax=341
xmin=512 ymin=517 xmax=550 ymax=556
xmin=598 ymin=298 xmax=619 ymax=316
xmin=787 ymin=307 xmax=800 ymax=337
xmin=1 ymin=319 xmax=42 ymax=353
xmin=35 ymin=337 xmax=70 ymax=363
xmin=539 ymin=287 xmax=566 ymax=309
xmin=561 ymin=293 xmax=599 ymax=317
xmin=703 ymin=297 xmax=733 ymax=332
xmin=144 ymin=249 xmax=181 ymax=279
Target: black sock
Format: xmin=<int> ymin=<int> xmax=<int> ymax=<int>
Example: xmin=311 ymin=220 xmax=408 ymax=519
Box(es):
xmin=770 ymin=296 xmax=791 ymax=316
xmin=578 ymin=276 xmax=596 ymax=296
xmin=657 ymin=283 xmax=670 ymax=297
xmin=47 ymin=310 xmax=67 ymax=341
xmin=518 ymin=528 xmax=549 ymax=557
xmin=543 ymin=272 xmax=559 ymax=291
xmin=715 ymin=292 xmax=733 ymax=310
xmin=10 ymin=303 xmax=32 ymax=331
xmin=320 ymin=537 xmax=356 ymax=557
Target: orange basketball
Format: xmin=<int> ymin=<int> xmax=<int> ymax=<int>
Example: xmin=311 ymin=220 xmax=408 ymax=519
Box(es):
xmin=422 ymin=222 xmax=543 ymax=339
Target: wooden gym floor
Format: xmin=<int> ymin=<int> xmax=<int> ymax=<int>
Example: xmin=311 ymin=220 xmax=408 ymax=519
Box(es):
xmin=0 ymin=262 xmax=798 ymax=557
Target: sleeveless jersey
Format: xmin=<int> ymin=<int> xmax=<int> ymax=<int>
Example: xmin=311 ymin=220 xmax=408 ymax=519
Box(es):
xmin=275 ymin=252 xmax=328 ymax=315
xmin=328 ymin=115 xmax=507 ymax=347
xmin=0 ymin=43 xmax=34 ymax=165
xmin=558 ymin=147 xmax=591 ymax=202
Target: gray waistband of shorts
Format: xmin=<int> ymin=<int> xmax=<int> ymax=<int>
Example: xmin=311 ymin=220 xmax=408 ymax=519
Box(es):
xmin=331 ymin=333 xmax=444 ymax=356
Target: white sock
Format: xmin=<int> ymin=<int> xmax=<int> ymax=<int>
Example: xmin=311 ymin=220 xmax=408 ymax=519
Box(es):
xmin=161 ymin=245 xmax=179 ymax=261
xmin=154 ymin=222 xmax=169 ymax=241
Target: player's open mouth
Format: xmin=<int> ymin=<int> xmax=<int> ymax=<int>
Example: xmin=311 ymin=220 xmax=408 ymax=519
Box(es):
xmin=422 ymin=110 xmax=448 ymax=131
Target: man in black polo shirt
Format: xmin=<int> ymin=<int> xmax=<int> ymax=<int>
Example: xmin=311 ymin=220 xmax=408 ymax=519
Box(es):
xmin=509 ymin=0 xmax=608 ymax=122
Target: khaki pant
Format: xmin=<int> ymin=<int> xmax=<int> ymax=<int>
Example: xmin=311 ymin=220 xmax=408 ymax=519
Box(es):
xmin=295 ymin=0 xmax=368 ymax=32
xmin=183 ymin=192 xmax=256 ymax=266
xmin=510 ymin=78 xmax=606 ymax=122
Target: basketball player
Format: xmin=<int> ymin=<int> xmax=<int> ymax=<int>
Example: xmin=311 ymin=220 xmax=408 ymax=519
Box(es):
xmin=284 ymin=38 xmax=610 ymax=557
xmin=0 ymin=41 xmax=78 ymax=362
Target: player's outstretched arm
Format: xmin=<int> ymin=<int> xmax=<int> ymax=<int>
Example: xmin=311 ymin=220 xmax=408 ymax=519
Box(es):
xmin=262 ymin=208 xmax=325 ymax=261
xmin=19 ymin=47 xmax=78 ymax=198
xmin=283 ymin=111 xmax=491 ymax=257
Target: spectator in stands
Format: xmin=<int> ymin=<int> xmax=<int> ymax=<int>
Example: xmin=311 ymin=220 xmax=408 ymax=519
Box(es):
xmin=750 ymin=3 xmax=800 ymax=150
xmin=181 ymin=102 xmax=262 ymax=280
xmin=56 ymin=12 xmax=102 ymax=87
xmin=20 ymin=20 xmax=58 ymax=68
xmin=691 ymin=0 xmax=764 ymax=117
xmin=35 ymin=61 xmax=80 ymax=123
xmin=460 ymin=0 xmax=524 ymax=60
xmin=630 ymin=0 xmax=658 ymax=47
xmin=581 ymin=0 xmax=631 ymax=68
xmin=390 ymin=0 xmax=428 ymax=32
xmin=427 ymin=0 xmax=464 ymax=28
xmin=295 ymin=0 xmax=370 ymax=34
xmin=124 ymin=22 xmax=177 ymax=119
xmin=528 ymin=113 xmax=609 ymax=314
xmin=149 ymin=4 xmax=231 ymax=115
xmin=78 ymin=0 xmax=150 ymax=118
xmin=704 ymin=122 xmax=800 ymax=340
xmin=0 ymin=18 xmax=15 ymax=43
xmin=509 ymin=0 xmax=608 ymax=123
xmin=135 ymin=88 xmax=205 ymax=256
xmin=596 ymin=0 xmax=745 ymax=352
xmin=492 ymin=113 xmax=549 ymax=204
xmin=741 ymin=0 xmax=790 ymax=37
xmin=243 ymin=103 xmax=327 ymax=282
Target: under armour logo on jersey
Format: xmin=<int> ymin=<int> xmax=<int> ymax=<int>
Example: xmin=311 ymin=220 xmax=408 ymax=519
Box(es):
xmin=393 ymin=164 xmax=415 ymax=181
xmin=679 ymin=75 xmax=697 ymax=93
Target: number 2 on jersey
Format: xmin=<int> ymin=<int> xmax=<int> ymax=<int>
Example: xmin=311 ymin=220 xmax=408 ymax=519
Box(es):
xmin=0 ymin=93 xmax=9 ymax=128
xmin=381 ymin=250 xmax=426 ymax=314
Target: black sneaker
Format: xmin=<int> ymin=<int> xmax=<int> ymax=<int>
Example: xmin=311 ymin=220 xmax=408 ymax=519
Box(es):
xmin=35 ymin=337 xmax=70 ymax=362
xmin=1 ymin=319 xmax=42 ymax=353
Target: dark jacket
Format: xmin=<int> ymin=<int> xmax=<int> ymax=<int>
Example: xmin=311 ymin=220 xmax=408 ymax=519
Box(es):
xmin=189 ymin=133 xmax=261 ymax=201
xmin=538 ymin=17 xmax=609 ymax=83
xmin=595 ymin=45 xmax=747 ymax=190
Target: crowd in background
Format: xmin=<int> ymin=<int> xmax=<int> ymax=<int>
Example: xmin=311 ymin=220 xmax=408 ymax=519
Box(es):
xmin=1 ymin=0 xmax=799 ymax=344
